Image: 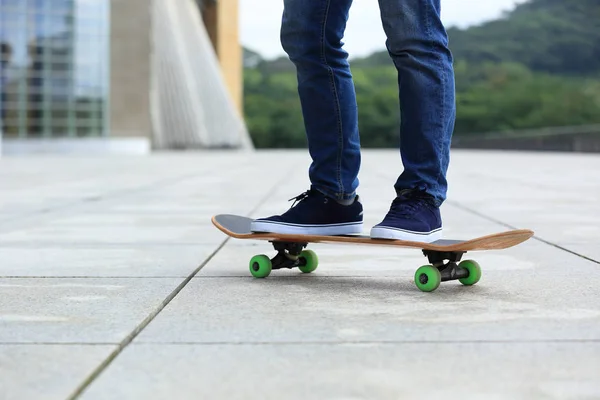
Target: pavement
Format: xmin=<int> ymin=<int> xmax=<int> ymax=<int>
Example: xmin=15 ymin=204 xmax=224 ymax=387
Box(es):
xmin=0 ymin=149 xmax=599 ymax=400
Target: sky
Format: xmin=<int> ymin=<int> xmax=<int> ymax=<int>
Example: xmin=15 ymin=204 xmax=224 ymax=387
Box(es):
xmin=240 ymin=0 xmax=526 ymax=59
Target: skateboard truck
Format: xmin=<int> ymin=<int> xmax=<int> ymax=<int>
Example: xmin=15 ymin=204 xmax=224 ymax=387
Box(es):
xmin=248 ymin=241 xmax=481 ymax=293
xmin=423 ymin=250 xmax=469 ymax=281
xmin=269 ymin=241 xmax=308 ymax=270
xmin=248 ymin=241 xmax=319 ymax=278
xmin=416 ymin=250 xmax=481 ymax=292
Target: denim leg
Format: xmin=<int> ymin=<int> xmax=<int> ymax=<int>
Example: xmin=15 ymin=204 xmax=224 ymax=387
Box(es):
xmin=378 ymin=0 xmax=456 ymax=207
xmin=280 ymin=0 xmax=360 ymax=201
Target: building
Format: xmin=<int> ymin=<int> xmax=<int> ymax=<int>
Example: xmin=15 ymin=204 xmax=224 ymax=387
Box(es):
xmin=0 ymin=0 xmax=252 ymax=155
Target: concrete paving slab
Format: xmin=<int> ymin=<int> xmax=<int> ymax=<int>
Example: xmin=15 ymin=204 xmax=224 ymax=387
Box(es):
xmin=0 ymin=244 xmax=211 ymax=277
xmin=0 ymin=344 xmax=114 ymax=400
xmin=517 ymin=224 xmax=599 ymax=246
xmin=136 ymin=241 xmax=600 ymax=344
xmin=0 ymin=278 xmax=183 ymax=343
xmin=0 ymin=220 xmax=220 ymax=246
xmin=0 ymin=151 xmax=304 ymax=232
xmin=79 ymin=342 xmax=600 ymax=400
xmin=1 ymin=149 xmax=598 ymax=399
xmin=561 ymin=244 xmax=600 ymax=263
xmin=0 ymin=155 xmax=196 ymax=215
xmin=441 ymin=150 xmax=600 ymax=258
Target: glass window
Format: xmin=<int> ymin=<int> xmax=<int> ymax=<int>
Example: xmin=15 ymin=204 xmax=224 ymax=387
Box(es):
xmin=0 ymin=0 xmax=109 ymax=138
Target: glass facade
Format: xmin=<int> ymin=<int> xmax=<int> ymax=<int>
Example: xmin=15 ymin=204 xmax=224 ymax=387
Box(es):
xmin=0 ymin=0 xmax=109 ymax=138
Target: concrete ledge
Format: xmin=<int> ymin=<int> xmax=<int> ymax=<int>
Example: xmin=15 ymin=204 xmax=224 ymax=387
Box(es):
xmin=452 ymin=125 xmax=600 ymax=153
xmin=1 ymin=137 xmax=151 ymax=155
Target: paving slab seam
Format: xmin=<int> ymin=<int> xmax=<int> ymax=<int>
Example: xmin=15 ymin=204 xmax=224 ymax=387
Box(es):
xmin=0 ymin=276 xmax=204 ymax=279
xmin=65 ymin=159 xmax=302 ymax=399
xmin=0 ymin=242 xmax=220 ymax=248
xmin=446 ymin=200 xmax=600 ymax=265
xmin=1 ymin=275 xmax=437 ymax=279
xmin=191 ymin=275 xmax=419 ymax=279
xmin=0 ymin=241 xmax=221 ymax=247
xmin=0 ymin=273 xmax=534 ymax=279
xmin=125 ymin=339 xmax=600 ymax=345
xmin=0 ymin=343 xmax=117 ymax=346
xmin=64 ymin=237 xmax=230 ymax=400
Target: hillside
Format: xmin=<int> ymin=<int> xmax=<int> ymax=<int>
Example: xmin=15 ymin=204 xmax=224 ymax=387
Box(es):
xmin=351 ymin=0 xmax=600 ymax=75
xmin=242 ymin=0 xmax=600 ymax=148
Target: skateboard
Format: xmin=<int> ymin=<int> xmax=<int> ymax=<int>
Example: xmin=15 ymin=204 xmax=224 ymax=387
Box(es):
xmin=211 ymin=214 xmax=534 ymax=292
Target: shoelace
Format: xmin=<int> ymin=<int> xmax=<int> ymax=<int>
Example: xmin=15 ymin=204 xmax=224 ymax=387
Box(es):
xmin=387 ymin=195 xmax=427 ymax=218
xmin=288 ymin=190 xmax=311 ymax=208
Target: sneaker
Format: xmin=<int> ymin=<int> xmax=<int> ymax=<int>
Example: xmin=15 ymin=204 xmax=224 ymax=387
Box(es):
xmin=250 ymin=189 xmax=363 ymax=235
xmin=370 ymin=190 xmax=442 ymax=242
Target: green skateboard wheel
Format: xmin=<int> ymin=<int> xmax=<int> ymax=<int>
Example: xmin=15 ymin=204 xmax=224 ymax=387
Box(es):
xmin=414 ymin=265 xmax=442 ymax=292
xmin=249 ymin=254 xmax=272 ymax=278
xmin=298 ymin=249 xmax=318 ymax=273
xmin=458 ymin=260 xmax=481 ymax=286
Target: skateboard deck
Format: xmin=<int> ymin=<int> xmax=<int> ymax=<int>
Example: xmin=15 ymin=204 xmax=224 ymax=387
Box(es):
xmin=211 ymin=214 xmax=534 ymax=292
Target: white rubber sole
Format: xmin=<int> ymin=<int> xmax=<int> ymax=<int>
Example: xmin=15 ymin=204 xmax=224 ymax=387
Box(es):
xmin=370 ymin=226 xmax=442 ymax=243
xmin=251 ymin=220 xmax=363 ymax=236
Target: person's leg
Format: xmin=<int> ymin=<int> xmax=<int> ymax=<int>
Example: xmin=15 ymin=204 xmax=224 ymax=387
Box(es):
xmin=370 ymin=0 xmax=456 ymax=242
xmin=250 ymin=0 xmax=363 ymax=235
xmin=281 ymin=0 xmax=361 ymax=201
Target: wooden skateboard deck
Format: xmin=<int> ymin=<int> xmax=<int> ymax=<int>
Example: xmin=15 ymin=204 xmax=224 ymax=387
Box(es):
xmin=212 ymin=214 xmax=533 ymax=252
xmin=211 ymin=214 xmax=534 ymax=292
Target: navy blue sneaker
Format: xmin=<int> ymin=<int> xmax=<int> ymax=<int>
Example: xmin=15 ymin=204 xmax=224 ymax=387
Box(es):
xmin=370 ymin=190 xmax=442 ymax=242
xmin=250 ymin=188 xmax=363 ymax=235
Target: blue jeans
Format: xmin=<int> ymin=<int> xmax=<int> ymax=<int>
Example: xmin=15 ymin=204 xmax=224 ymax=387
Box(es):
xmin=280 ymin=0 xmax=455 ymax=206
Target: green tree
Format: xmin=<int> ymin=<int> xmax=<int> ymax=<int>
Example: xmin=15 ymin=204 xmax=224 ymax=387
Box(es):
xmin=241 ymin=0 xmax=600 ymax=148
